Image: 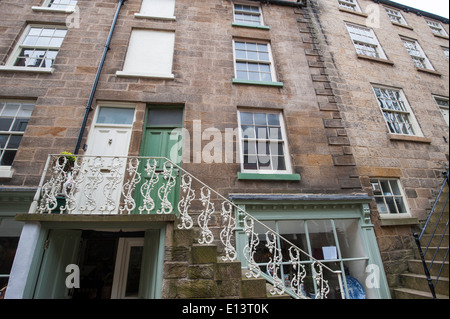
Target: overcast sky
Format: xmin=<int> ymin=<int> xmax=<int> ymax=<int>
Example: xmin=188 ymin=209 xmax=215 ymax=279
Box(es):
xmin=390 ymin=0 xmax=449 ymax=19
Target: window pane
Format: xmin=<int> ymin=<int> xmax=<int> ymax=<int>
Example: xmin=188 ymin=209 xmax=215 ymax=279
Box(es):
xmin=11 ymin=119 xmax=29 ymax=132
xmin=255 ymin=126 xmax=267 ymax=139
xmin=254 ymin=113 xmax=266 ymax=125
xmin=307 ymin=220 xmax=336 ymax=260
xmin=380 ymin=180 xmax=391 ymax=195
xmin=385 ymin=197 xmax=398 ymax=214
xmin=241 ymin=125 xmax=255 ymax=138
xmin=1 ymin=150 xmax=16 ymax=166
xmin=6 ymin=135 xmax=22 ymax=149
xmin=2 ymin=104 xmax=19 ymax=117
xmin=97 ymin=107 xmax=135 ymax=125
xmin=243 ymin=155 xmax=257 ymax=170
xmin=147 ymin=108 xmax=183 ymax=126
xmin=268 ymin=127 xmax=282 ymax=140
xmin=389 ymin=180 xmax=402 ymax=195
xmin=0 ymin=135 xmax=8 ymax=148
xmin=18 ymin=104 xmax=34 ymax=117
xmin=272 ymin=156 xmax=285 ymax=170
xmin=0 ymin=119 xmax=13 ymax=131
xmin=244 ymin=141 xmax=257 ymax=155
xmin=375 ymin=197 xmax=388 ymax=214
xmin=258 ymin=155 xmax=271 ymax=169
xmin=240 ymin=112 xmax=253 ymax=125
xmin=269 ymin=142 xmax=284 ymax=156
xmin=334 ymin=219 xmax=366 ymax=259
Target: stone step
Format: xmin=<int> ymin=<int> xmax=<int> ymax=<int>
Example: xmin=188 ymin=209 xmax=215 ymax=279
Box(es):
xmin=408 ymin=259 xmax=449 ymax=277
xmin=420 ymin=233 xmax=449 ymax=247
xmin=240 ymin=276 xmax=268 ymax=299
xmin=415 ymin=246 xmax=449 ymax=261
xmin=421 ymin=223 xmax=448 ymax=235
xmin=394 ymin=287 xmax=449 ymax=299
xmin=399 ymin=273 xmax=449 ymax=296
xmin=191 ymin=244 xmax=217 ymax=264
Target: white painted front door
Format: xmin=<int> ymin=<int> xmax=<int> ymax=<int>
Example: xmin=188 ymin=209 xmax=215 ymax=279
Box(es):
xmin=77 ymin=106 xmax=135 ymax=214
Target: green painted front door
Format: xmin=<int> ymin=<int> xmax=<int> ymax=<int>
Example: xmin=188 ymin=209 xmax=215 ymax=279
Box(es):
xmin=134 ymin=127 xmax=182 ymax=214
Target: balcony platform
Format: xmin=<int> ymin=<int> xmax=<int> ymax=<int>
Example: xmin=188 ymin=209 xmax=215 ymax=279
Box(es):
xmin=15 ymin=213 xmax=176 ymax=226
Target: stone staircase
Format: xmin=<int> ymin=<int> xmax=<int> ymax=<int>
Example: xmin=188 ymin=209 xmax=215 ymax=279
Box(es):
xmin=161 ymin=223 xmax=292 ymax=299
xmin=394 ymin=182 xmax=449 ymax=299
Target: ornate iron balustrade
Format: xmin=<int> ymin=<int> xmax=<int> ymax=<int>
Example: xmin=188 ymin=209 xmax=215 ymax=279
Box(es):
xmin=29 ymin=154 xmax=344 ymax=299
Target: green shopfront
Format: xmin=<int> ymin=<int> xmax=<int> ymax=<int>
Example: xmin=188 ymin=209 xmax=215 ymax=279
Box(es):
xmin=231 ymin=194 xmax=391 ymax=299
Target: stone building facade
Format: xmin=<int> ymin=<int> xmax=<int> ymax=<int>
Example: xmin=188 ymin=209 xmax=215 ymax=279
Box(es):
xmin=306 ymin=0 xmax=449 ymax=296
xmin=0 ymin=0 xmax=447 ymax=299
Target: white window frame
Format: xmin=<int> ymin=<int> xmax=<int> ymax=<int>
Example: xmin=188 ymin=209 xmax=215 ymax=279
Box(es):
xmin=345 ymin=23 xmax=387 ymax=59
xmin=232 ymin=40 xmax=278 ymax=83
xmin=371 ymin=178 xmax=412 ymax=217
xmin=401 ymin=38 xmax=434 ymax=70
xmin=237 ymin=109 xmax=293 ymax=175
xmin=0 ymin=100 xmax=35 ymax=178
xmin=32 ymin=0 xmax=77 ymax=12
xmin=338 ymin=0 xmax=362 ymax=12
xmin=0 ymin=25 xmax=67 ymax=73
xmin=135 ymin=0 xmax=176 ymax=20
xmin=384 ymin=7 xmax=407 ymax=25
xmin=433 ymin=95 xmax=449 ymax=126
xmin=116 ymin=29 xmax=175 ymax=79
xmin=372 ymin=86 xmax=423 ymax=137
xmin=426 ymin=19 xmax=449 ymax=37
xmin=233 ymin=1 xmax=264 ymax=27
xmin=111 ymin=238 xmax=145 ymax=299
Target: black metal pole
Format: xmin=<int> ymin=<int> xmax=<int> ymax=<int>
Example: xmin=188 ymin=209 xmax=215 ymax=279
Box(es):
xmin=413 ymin=233 xmax=437 ymax=299
xmin=73 ymin=0 xmax=126 ymax=154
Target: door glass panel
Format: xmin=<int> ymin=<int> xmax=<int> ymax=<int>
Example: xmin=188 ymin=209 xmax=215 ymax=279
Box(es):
xmin=97 ymin=107 xmax=135 ymax=125
xmin=147 ymin=108 xmax=183 ymax=127
xmin=125 ymin=246 xmax=143 ymax=298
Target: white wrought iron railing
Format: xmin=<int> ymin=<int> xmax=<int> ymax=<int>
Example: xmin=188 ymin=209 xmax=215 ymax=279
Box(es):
xmin=29 ymin=154 xmax=345 ymax=299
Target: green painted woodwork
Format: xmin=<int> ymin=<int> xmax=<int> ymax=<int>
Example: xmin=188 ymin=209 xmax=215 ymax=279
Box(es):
xmin=231 ymin=23 xmax=270 ymax=30
xmin=238 ymin=172 xmax=301 ymax=181
xmin=139 ymin=229 xmax=164 ymax=299
xmin=232 ymin=78 xmax=284 ymax=87
xmin=33 ymin=229 xmax=82 ymax=299
xmin=232 ymin=199 xmax=391 ymax=299
xmin=134 ymin=128 xmax=182 ymax=214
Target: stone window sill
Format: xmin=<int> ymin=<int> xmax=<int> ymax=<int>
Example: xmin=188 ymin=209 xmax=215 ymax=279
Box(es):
xmin=0 ymin=167 xmax=13 ymax=179
xmin=134 ymin=13 xmax=176 ymax=20
xmin=416 ymin=67 xmax=441 ymax=77
xmin=391 ymin=22 xmax=413 ymax=30
xmin=116 ymin=71 xmax=174 ymax=80
xmin=338 ymin=8 xmax=368 ymax=18
xmin=0 ymin=66 xmax=54 ymax=74
xmin=433 ymin=33 xmax=449 ymax=40
xmin=31 ymin=6 xmax=75 ymax=13
xmin=357 ymin=54 xmax=395 ymax=65
xmin=388 ymin=134 xmax=431 ymax=144
xmin=379 ymin=215 xmax=418 ymax=226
